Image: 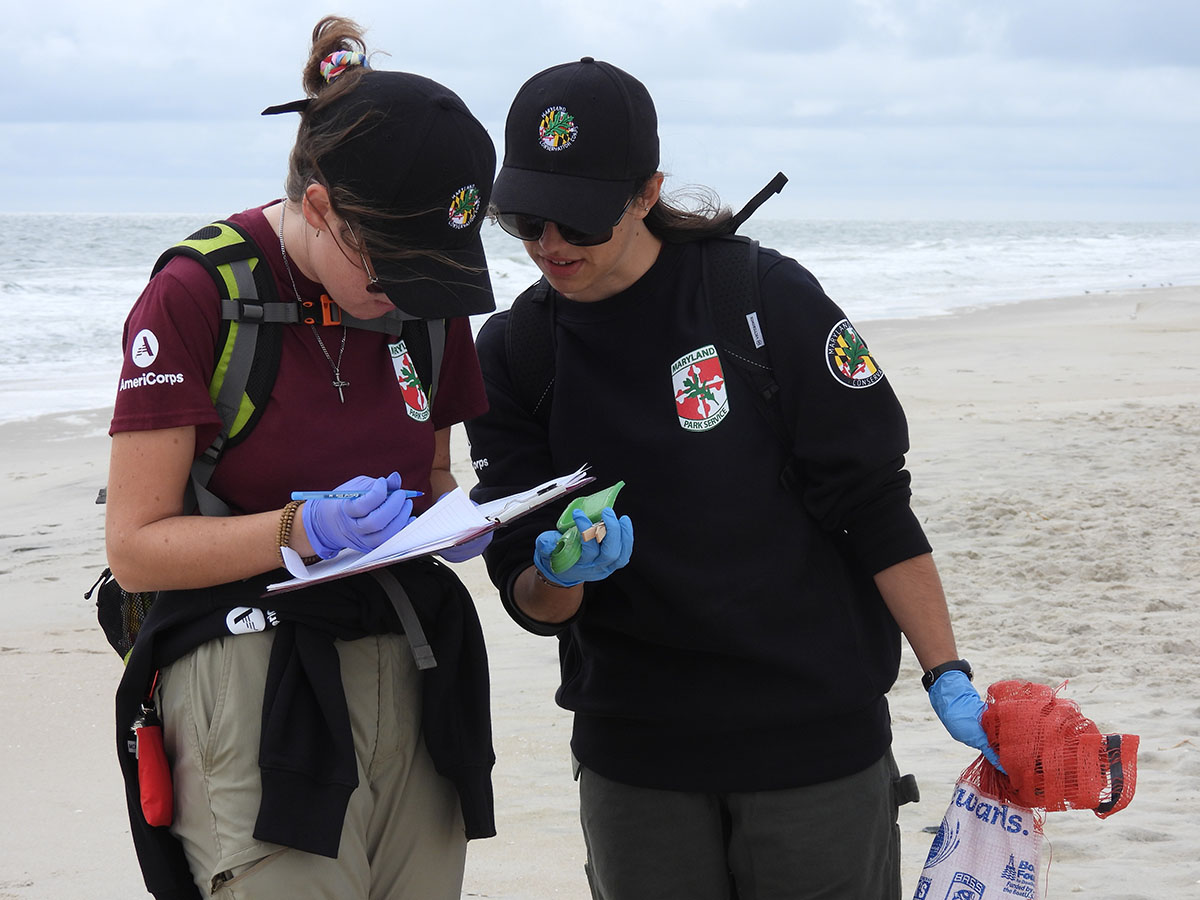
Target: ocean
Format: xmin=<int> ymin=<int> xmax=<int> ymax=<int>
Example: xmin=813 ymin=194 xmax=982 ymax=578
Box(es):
xmin=2 ymin=213 xmax=1198 ymax=425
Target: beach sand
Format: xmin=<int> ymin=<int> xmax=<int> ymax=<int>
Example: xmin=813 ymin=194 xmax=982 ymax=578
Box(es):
xmin=1 ymin=286 xmax=1196 ymax=898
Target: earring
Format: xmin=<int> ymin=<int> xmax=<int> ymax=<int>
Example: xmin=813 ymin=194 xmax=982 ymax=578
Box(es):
xmin=315 ymin=229 xmax=322 ymax=238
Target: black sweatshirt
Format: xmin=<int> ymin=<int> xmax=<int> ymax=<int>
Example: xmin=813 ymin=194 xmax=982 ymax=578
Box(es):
xmin=467 ymin=239 xmax=931 ymax=792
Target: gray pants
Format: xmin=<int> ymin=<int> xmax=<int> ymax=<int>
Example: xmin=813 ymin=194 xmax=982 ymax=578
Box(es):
xmin=578 ymin=751 xmax=916 ymax=900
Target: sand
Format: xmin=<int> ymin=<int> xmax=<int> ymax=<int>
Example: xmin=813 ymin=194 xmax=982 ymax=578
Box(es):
xmin=1 ymin=286 xmax=1197 ymax=898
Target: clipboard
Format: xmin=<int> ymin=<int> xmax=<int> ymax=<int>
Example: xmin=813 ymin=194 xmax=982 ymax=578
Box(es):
xmin=265 ymin=465 xmax=593 ymax=594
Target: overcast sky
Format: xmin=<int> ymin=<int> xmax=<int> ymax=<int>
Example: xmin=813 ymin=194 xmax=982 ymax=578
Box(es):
xmin=5 ymin=0 xmax=1197 ymax=220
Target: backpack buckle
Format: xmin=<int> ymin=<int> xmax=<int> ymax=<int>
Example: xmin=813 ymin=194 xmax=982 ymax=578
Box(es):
xmin=320 ymin=295 xmax=343 ymax=326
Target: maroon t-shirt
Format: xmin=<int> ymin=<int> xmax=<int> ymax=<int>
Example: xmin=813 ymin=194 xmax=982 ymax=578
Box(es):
xmin=110 ymin=203 xmax=488 ymax=515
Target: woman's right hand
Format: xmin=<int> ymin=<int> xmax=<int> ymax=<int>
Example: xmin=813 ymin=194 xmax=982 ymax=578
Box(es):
xmin=301 ymin=472 xmax=415 ymax=558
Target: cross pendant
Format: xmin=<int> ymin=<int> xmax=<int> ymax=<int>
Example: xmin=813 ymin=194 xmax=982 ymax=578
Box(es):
xmin=332 ymin=374 xmax=350 ymax=403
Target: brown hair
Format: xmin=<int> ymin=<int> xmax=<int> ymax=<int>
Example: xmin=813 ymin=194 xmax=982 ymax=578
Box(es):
xmin=637 ymin=175 xmax=734 ymax=243
xmin=284 ymin=16 xmax=372 ymax=206
xmin=284 ymin=16 xmax=469 ymax=273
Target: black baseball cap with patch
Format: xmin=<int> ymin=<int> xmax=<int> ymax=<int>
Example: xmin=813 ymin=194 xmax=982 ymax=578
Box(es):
xmin=491 ymin=57 xmax=659 ymax=234
xmin=265 ymin=70 xmax=497 ymax=319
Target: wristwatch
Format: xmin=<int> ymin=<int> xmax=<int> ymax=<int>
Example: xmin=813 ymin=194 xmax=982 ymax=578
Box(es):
xmin=921 ymin=659 xmax=973 ymax=692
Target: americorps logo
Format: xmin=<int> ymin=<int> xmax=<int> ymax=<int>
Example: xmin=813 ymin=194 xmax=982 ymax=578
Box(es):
xmin=119 ymin=327 xmax=186 ymax=392
xmin=226 ymin=607 xmax=267 ymax=634
xmin=131 ymin=329 xmax=159 ymax=368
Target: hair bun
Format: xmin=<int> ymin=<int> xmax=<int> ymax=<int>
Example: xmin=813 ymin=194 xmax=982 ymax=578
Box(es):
xmin=320 ymin=50 xmax=369 ymax=83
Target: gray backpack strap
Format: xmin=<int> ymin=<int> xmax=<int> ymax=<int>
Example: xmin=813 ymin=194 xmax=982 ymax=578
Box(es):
xmin=368 ymin=567 xmax=437 ymax=670
xmin=340 ymin=308 xmax=416 ymax=333
xmin=188 ymin=257 xmax=266 ymax=517
xmin=219 ymin=299 xmax=299 ymax=323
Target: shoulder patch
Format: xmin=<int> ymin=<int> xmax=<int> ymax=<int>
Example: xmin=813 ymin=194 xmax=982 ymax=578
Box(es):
xmin=825 ymin=318 xmax=884 ymax=389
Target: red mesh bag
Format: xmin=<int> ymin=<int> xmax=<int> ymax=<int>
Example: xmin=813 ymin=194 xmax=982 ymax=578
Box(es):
xmin=964 ymin=680 xmax=1138 ymax=819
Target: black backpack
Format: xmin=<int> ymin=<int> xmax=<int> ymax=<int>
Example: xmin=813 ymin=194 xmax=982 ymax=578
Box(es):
xmin=502 ymin=173 xmax=799 ymax=489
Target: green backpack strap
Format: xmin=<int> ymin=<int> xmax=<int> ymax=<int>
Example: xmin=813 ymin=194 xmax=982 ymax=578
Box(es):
xmin=153 ymin=220 xmax=283 ymax=516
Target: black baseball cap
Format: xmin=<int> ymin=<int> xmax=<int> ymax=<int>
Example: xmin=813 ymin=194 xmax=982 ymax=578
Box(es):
xmin=266 ymin=70 xmax=497 ymax=319
xmin=491 ymin=58 xmax=659 ymax=234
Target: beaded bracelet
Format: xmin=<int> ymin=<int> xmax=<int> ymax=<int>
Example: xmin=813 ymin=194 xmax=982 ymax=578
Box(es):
xmin=277 ymin=500 xmax=320 ymax=566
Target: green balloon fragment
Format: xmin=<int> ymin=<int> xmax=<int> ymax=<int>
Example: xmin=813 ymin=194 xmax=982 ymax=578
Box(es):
xmin=549 ymin=481 xmax=625 ymax=574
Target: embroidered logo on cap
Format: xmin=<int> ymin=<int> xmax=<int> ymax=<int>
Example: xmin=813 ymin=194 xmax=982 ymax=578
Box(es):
xmin=671 ymin=345 xmax=729 ymax=432
xmin=539 ymin=106 xmax=577 ymax=151
xmin=389 ymin=340 xmax=430 ymax=422
xmin=826 ymin=318 xmax=884 ymax=389
xmin=131 ymin=329 xmax=160 ymax=368
xmin=449 ymin=184 xmax=481 ymax=230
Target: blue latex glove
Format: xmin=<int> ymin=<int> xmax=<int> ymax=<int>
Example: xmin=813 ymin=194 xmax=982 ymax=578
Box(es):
xmin=533 ymin=507 xmax=633 ymax=588
xmin=300 ymin=473 xmax=415 ymax=559
xmin=439 ymin=530 xmax=493 ymax=563
xmin=929 ymin=670 xmax=1005 ymax=772
xmin=439 ymin=500 xmax=494 ymax=563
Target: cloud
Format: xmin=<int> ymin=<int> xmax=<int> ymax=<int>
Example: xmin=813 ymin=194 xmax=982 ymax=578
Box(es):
xmin=5 ymin=0 xmax=1198 ymax=218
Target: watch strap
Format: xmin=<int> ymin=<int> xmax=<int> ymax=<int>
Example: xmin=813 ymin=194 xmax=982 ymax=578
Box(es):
xmin=921 ymin=658 xmax=973 ymax=692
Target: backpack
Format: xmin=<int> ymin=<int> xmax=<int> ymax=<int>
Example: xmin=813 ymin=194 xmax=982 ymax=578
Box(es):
xmin=153 ymin=219 xmax=445 ymax=515
xmin=502 ymin=173 xmax=799 ymax=489
xmin=89 ymin=219 xmax=447 ymax=658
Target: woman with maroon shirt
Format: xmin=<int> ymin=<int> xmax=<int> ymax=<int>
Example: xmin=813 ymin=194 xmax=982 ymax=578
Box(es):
xmin=106 ymin=17 xmax=497 ymax=900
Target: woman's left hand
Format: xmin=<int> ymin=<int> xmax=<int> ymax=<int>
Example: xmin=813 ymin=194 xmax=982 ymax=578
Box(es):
xmin=439 ymin=529 xmax=494 ymax=563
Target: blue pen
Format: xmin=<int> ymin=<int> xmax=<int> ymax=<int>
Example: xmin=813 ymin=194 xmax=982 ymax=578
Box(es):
xmin=290 ymin=489 xmax=424 ymax=501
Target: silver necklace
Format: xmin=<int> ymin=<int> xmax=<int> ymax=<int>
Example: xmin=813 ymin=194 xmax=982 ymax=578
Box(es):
xmin=278 ymin=203 xmax=350 ymax=403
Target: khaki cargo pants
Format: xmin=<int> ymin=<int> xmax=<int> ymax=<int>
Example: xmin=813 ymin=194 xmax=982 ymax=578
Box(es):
xmin=158 ymin=630 xmax=465 ymax=899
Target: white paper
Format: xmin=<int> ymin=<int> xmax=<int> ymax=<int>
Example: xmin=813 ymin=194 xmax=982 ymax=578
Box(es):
xmin=267 ymin=465 xmax=593 ymax=593
xmin=475 ymin=464 xmax=592 ymax=524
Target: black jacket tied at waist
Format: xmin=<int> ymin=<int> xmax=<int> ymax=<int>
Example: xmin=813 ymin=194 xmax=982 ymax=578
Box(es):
xmin=115 ymin=557 xmax=495 ymax=900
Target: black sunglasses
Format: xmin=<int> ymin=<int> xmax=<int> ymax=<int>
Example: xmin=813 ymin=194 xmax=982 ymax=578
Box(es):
xmin=496 ymin=196 xmax=636 ymax=247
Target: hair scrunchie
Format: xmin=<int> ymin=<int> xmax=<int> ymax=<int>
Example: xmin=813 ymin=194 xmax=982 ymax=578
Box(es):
xmin=320 ymin=50 xmax=369 ymax=83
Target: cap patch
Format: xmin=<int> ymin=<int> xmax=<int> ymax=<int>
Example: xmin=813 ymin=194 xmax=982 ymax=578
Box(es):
xmin=826 ymin=318 xmax=884 ymax=389
xmin=538 ymin=106 xmax=578 ymax=151
xmin=448 ymin=184 xmax=481 ymax=230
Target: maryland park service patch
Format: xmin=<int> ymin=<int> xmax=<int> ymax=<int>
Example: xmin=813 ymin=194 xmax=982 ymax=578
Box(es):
xmin=826 ymin=318 xmax=884 ymax=389
xmin=388 ymin=340 xmax=431 ymax=422
xmin=671 ymin=344 xmax=729 ymax=431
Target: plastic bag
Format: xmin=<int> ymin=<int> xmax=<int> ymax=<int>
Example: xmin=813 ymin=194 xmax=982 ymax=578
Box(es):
xmin=914 ymin=779 xmax=1043 ymax=900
